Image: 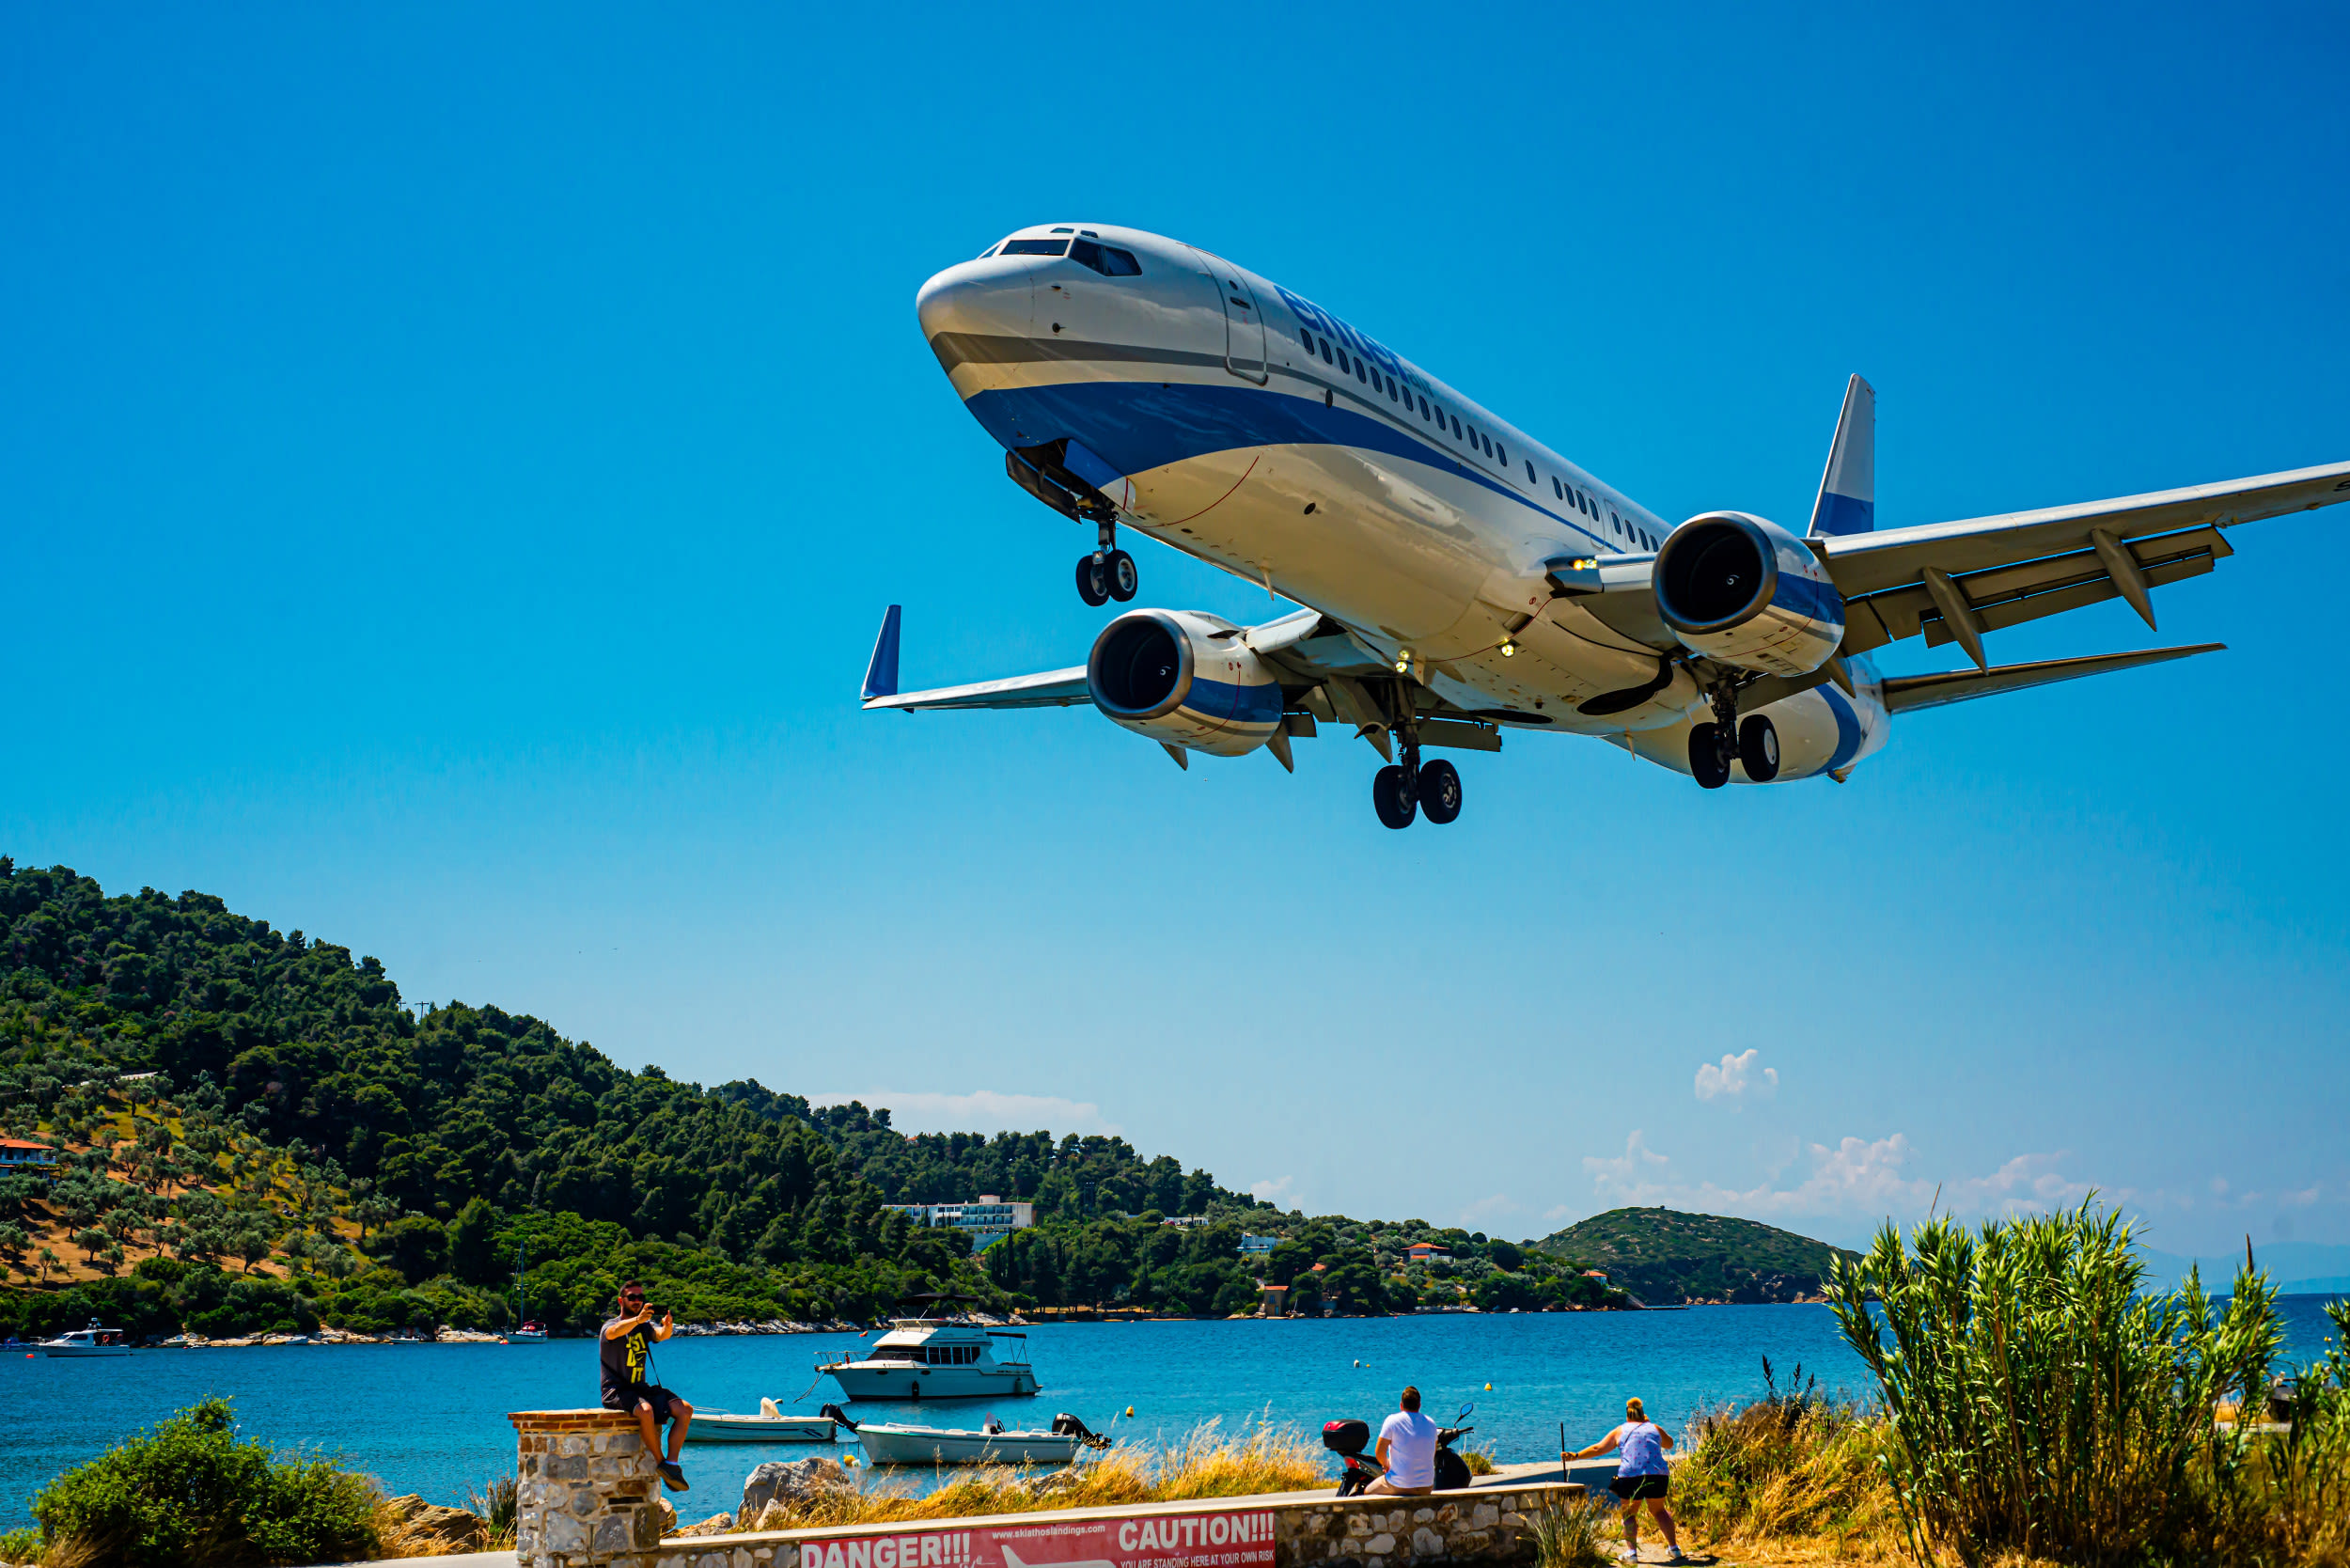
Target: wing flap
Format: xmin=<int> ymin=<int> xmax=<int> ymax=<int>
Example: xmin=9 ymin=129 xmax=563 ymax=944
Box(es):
xmin=1846 ymin=526 xmax=2232 ymax=653
xmin=1880 ymin=642 xmax=2223 ymax=714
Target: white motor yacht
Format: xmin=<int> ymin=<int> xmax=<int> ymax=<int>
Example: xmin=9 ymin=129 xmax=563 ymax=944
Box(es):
xmin=39 ymin=1321 xmax=132 ymax=1357
xmin=816 ymin=1316 xmax=1037 ymax=1400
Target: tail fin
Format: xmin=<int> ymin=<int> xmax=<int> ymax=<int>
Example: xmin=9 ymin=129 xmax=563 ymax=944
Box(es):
xmin=861 ymin=605 xmax=902 ymax=700
xmin=1808 ymin=374 xmax=1875 ymax=537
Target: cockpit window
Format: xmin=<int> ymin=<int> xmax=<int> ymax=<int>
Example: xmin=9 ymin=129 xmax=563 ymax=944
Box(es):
xmin=1070 ymin=239 xmax=1142 ymax=276
xmin=1001 ymin=238 xmax=1071 ymax=257
xmin=977 ymin=244 xmax=998 ymax=259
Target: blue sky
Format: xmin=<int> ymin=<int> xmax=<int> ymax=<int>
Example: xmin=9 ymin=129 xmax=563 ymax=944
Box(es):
xmin=5 ymin=2 xmax=2345 ymax=1258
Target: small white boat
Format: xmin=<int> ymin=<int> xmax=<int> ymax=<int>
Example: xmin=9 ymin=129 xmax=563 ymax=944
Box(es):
xmin=507 ymin=1322 xmax=549 ymax=1343
xmin=846 ymin=1412 xmax=1110 ymax=1466
xmin=687 ymin=1397 xmax=838 ymax=1444
xmin=39 ymin=1321 xmax=132 ymax=1357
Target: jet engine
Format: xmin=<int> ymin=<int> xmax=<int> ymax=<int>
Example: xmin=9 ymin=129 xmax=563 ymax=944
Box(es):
xmin=1653 ymin=511 xmax=1845 ymax=678
xmin=1088 ymin=610 xmax=1285 ymax=756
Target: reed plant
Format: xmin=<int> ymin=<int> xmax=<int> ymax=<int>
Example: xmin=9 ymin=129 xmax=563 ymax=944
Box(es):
xmin=1824 ymin=1200 xmax=2282 ymax=1567
xmin=762 ymin=1419 xmax=1327 ymax=1530
xmin=1673 ymin=1362 xmax=1900 ymax=1553
xmin=1523 ymin=1492 xmax=1618 ymax=1568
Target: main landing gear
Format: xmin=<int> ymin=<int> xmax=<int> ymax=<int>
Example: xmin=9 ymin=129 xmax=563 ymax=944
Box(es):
xmin=1686 ymin=679 xmax=1778 ymax=789
xmin=1075 ymin=512 xmax=1137 ymax=608
xmin=1371 ymin=729 xmax=1464 ymax=829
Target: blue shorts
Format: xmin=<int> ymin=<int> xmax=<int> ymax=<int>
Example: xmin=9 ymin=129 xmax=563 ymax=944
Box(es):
xmin=1610 ymin=1474 xmax=1668 ymax=1500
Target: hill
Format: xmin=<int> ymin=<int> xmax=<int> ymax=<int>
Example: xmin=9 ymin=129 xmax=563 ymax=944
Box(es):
xmin=0 ymin=858 xmax=1627 ymax=1336
xmin=1539 ymin=1207 xmax=1856 ymax=1305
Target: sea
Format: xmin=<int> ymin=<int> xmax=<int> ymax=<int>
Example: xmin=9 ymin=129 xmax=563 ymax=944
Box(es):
xmin=5 ymin=1295 xmax=2343 ymax=1527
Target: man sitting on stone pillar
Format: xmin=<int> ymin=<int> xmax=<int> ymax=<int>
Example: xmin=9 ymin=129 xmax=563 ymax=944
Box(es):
xmin=601 ymin=1280 xmax=694 ymax=1492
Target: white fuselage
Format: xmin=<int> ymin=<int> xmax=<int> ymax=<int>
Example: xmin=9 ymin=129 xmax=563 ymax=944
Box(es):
xmin=916 ymin=224 xmax=1889 ymax=782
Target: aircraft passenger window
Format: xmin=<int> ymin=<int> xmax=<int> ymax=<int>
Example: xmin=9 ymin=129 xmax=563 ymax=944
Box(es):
xmin=1321 ymin=339 xmax=1335 ymax=365
xmin=1419 ymin=397 xmax=1432 ymax=418
xmin=1526 ymin=460 xmax=1535 ymax=482
xmin=1451 ymin=416 xmax=1463 ymax=438
xmin=1356 ymin=358 xmax=1369 ymax=383
xmin=1498 ymin=443 xmax=1509 ymax=465
xmin=1387 ymin=376 xmax=1399 ymax=400
xmin=1552 ymin=477 xmax=1563 ymax=499
xmin=1001 ymin=238 xmax=1071 ymax=257
xmin=1069 ymin=240 xmax=1142 ymax=275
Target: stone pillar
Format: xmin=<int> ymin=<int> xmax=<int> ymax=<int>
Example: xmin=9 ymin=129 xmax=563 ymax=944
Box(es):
xmin=509 ymin=1408 xmax=666 ymax=1568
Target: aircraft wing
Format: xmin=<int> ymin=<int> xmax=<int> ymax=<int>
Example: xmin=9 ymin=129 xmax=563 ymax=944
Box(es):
xmin=1826 ymin=460 xmax=2350 ymax=665
xmin=863 ymin=667 xmax=1090 ymax=711
xmin=1878 ymin=642 xmax=2223 ymax=714
xmin=858 ymin=604 xmax=1089 ymax=709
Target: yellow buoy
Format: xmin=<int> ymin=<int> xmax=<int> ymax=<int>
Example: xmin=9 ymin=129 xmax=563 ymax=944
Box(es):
xmin=1125 ymin=1405 xmax=1136 ymax=1417
xmin=1483 ymin=1383 xmax=1493 ymax=1390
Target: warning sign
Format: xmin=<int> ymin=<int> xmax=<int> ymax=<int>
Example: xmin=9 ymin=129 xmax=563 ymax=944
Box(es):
xmin=804 ymin=1508 xmax=1277 ymax=1568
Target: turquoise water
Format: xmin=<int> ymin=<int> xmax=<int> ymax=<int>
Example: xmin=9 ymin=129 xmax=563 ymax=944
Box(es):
xmin=5 ymin=1296 xmax=2342 ymax=1527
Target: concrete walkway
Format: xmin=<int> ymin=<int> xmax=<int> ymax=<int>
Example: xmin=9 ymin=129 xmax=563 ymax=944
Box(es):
xmin=336 ymin=1554 xmax=517 ymax=1568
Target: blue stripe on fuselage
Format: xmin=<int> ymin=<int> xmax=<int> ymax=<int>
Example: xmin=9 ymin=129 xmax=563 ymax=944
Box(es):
xmin=967 ymin=377 xmax=1613 ymax=551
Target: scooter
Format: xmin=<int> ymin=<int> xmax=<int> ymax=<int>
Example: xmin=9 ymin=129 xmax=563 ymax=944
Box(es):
xmin=1323 ymin=1403 xmax=1477 ymax=1497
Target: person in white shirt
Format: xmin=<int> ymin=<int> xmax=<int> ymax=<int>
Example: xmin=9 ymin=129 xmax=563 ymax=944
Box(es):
xmin=1568 ymin=1396 xmax=1682 ymax=1562
xmin=1369 ymin=1385 xmax=1438 ymax=1496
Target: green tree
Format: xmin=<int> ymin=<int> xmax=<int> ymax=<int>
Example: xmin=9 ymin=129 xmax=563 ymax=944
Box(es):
xmin=446 ymin=1197 xmax=498 ymax=1285
xmin=369 ymin=1215 xmax=448 ymax=1283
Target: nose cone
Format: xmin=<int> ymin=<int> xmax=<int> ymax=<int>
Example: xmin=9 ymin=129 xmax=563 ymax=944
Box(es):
xmin=916 ymin=259 xmax=1033 ymax=346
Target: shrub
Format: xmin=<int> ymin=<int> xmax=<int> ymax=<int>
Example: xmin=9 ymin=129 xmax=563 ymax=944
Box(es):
xmin=1525 ymin=1493 xmax=1615 ymax=1568
xmin=1825 ymin=1200 xmax=2281 ymax=1568
xmin=29 ymin=1398 xmax=379 ymax=1567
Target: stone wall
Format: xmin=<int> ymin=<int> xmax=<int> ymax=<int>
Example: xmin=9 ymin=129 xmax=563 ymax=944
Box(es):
xmin=509 ymin=1408 xmax=666 ymax=1568
xmin=630 ymin=1481 xmax=1587 ymax=1568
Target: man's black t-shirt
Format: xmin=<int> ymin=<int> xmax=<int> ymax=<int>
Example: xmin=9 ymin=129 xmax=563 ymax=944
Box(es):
xmin=601 ymin=1315 xmax=654 ymax=1401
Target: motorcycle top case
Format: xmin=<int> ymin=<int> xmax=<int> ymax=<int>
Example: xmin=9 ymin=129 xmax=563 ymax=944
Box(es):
xmin=1323 ymin=1419 xmax=1370 ymax=1454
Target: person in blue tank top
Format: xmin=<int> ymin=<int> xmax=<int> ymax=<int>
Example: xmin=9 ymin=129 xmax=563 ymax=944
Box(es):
xmin=1568 ymin=1396 xmax=1683 ymax=1562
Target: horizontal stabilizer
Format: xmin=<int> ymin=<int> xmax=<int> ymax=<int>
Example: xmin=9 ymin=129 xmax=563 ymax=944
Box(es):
xmin=1880 ymin=642 xmax=2223 ymax=715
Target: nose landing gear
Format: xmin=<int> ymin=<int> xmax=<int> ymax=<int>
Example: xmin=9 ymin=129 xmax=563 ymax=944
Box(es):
xmin=1075 ymin=513 xmax=1137 ymax=607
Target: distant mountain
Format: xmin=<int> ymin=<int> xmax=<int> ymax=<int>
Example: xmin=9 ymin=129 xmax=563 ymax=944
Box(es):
xmin=2135 ymin=1242 xmax=2350 ymax=1294
xmin=1539 ymin=1207 xmax=1857 ymax=1306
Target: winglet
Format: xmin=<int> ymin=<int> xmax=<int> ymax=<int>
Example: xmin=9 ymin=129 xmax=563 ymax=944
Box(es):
xmin=861 ymin=605 xmax=902 ymax=701
xmin=1808 ymin=374 xmax=1875 ymax=537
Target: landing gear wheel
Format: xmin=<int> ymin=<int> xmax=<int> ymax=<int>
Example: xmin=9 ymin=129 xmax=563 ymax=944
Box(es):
xmin=1689 ymin=723 xmax=1732 ymax=790
xmin=1075 ymin=555 xmax=1109 ymax=607
xmin=1104 ymin=549 xmax=1138 ymax=602
xmin=1418 ymin=759 xmax=1462 ymax=823
xmin=1739 ymin=714 xmax=1780 ymax=782
xmin=1372 ymin=764 xmax=1418 ymax=829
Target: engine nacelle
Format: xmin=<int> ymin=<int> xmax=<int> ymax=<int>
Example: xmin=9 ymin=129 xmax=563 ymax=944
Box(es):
xmin=1088 ymin=609 xmax=1284 ymax=757
xmin=1653 ymin=511 xmax=1845 ymax=677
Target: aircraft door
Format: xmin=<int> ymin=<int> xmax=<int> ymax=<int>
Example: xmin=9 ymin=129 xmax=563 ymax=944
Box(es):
xmin=1194 ymin=249 xmax=1269 ymax=384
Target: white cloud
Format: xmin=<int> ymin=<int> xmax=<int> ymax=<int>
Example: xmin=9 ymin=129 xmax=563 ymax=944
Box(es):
xmin=808 ymin=1090 xmax=1122 ymax=1137
xmin=1694 ymin=1049 xmax=1778 ymax=1105
xmin=1578 ymin=1127 xmax=2098 ymax=1226
xmin=1250 ymin=1175 xmax=1303 ymax=1210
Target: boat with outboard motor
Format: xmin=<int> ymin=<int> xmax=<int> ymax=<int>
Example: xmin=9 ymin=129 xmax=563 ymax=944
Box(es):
xmin=39 ymin=1321 xmax=132 ymax=1357
xmin=816 ymin=1295 xmax=1038 ymax=1400
xmin=830 ymin=1404 xmax=1110 ymax=1466
xmin=686 ymin=1398 xmax=839 ymax=1444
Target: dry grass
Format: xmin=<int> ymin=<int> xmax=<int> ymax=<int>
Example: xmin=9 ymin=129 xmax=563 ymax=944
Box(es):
xmin=764 ymin=1419 xmax=1326 ymax=1530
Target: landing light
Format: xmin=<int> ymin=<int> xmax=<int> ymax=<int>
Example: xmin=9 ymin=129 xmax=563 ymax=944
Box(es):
xmin=1499 ymin=640 xmax=1517 ymax=658
xmin=1393 ymin=651 xmax=1411 ymax=673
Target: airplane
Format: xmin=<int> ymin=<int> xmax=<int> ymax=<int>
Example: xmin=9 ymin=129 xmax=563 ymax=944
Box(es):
xmin=863 ymin=222 xmax=2350 ymax=827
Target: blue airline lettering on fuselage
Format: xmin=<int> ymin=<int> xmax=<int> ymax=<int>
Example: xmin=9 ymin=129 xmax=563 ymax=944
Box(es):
xmin=1274 ymin=286 xmax=1408 ymax=384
